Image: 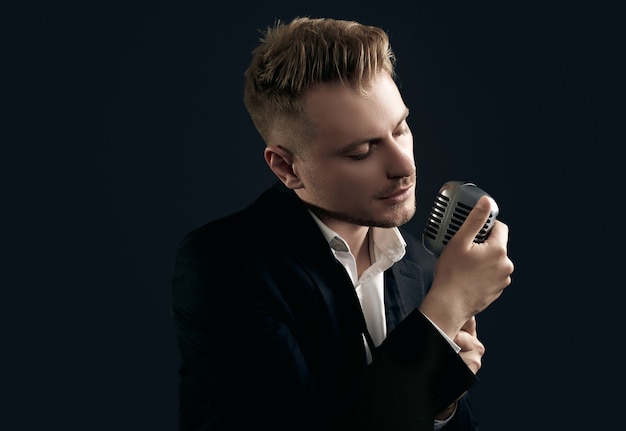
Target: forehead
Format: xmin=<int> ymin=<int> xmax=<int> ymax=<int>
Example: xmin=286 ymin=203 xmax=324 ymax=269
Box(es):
xmin=302 ymin=73 xmax=406 ymax=149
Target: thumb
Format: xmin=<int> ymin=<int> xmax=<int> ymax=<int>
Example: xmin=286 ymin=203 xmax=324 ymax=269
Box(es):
xmin=452 ymin=195 xmax=494 ymax=246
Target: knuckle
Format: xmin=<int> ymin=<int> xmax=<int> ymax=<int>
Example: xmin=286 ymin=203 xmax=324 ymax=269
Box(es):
xmin=478 ymin=342 xmax=485 ymax=356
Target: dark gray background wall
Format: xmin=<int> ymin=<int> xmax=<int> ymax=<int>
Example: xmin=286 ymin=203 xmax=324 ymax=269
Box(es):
xmin=3 ymin=1 xmax=623 ymax=430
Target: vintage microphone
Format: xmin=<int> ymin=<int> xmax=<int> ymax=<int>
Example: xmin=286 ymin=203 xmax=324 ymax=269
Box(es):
xmin=422 ymin=181 xmax=499 ymax=257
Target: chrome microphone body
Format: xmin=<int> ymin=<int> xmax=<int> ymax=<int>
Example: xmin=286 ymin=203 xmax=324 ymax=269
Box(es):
xmin=422 ymin=181 xmax=499 ymax=257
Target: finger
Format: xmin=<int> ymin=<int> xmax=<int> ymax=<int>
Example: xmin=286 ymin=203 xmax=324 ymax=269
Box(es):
xmin=460 ymin=316 xmax=477 ymax=336
xmin=453 ymin=330 xmax=471 ymax=351
xmin=454 ymin=329 xmax=481 ymax=353
xmin=485 ymin=219 xmax=509 ymax=248
xmin=452 ymin=195 xmax=495 ymax=247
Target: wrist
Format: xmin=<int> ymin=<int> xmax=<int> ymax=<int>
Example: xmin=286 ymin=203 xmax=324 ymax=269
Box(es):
xmin=419 ymin=293 xmax=467 ymax=339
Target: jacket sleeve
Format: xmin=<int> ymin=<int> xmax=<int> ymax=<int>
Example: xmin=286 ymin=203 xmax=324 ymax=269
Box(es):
xmin=441 ymin=394 xmax=480 ymax=430
xmin=172 ymin=230 xmax=328 ymax=431
xmin=365 ymin=309 xmax=479 ymax=430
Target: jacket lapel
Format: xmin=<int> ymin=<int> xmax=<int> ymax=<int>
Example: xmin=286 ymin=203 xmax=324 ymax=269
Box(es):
xmin=384 ymin=251 xmax=431 ymax=333
xmin=260 ymin=183 xmax=368 ymax=355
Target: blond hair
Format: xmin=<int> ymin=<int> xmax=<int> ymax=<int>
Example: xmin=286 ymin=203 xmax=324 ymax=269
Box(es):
xmin=243 ymin=17 xmax=396 ymax=151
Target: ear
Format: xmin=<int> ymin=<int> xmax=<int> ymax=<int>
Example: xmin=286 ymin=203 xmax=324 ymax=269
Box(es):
xmin=264 ymin=145 xmax=304 ymax=189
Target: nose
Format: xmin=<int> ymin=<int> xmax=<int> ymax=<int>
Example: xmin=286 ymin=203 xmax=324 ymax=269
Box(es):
xmin=385 ymin=139 xmax=416 ymax=179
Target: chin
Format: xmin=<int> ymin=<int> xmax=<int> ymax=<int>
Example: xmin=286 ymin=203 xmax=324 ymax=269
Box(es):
xmin=373 ymin=206 xmax=416 ymax=228
xmin=305 ymin=200 xmax=415 ymax=228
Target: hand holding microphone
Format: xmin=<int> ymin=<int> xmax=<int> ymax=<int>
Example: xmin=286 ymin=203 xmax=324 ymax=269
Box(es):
xmin=419 ymin=182 xmax=514 ymax=339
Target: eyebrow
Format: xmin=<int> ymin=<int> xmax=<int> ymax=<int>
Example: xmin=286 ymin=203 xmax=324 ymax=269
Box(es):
xmin=339 ymin=107 xmax=410 ymax=153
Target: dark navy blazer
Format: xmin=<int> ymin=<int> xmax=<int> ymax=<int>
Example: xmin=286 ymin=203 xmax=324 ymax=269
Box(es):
xmin=172 ymin=182 xmax=479 ymax=431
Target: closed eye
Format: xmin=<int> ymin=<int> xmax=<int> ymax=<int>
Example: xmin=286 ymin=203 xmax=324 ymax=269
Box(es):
xmin=347 ymin=144 xmax=375 ymax=160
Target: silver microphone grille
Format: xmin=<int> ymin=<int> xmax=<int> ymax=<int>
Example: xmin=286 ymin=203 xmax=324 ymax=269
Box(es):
xmin=422 ymin=181 xmax=498 ymax=257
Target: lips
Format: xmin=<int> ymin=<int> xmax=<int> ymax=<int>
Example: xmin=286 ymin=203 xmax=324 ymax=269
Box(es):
xmin=379 ymin=183 xmax=414 ymax=200
xmin=383 ymin=188 xmax=409 ymax=199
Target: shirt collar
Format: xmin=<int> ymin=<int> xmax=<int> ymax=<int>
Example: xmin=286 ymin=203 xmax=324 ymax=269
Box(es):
xmin=308 ymin=210 xmax=407 ymax=263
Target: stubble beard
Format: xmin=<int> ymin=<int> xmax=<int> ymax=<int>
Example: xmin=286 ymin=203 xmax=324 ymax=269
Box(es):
xmin=305 ymin=199 xmax=416 ymax=229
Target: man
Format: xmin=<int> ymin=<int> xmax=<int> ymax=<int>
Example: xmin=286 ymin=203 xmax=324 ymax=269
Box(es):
xmin=172 ymin=17 xmax=513 ymax=431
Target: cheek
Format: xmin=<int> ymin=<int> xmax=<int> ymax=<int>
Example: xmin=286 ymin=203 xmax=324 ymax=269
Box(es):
xmin=334 ymin=168 xmax=379 ymax=197
xmin=318 ymin=167 xmax=369 ymax=199
xmin=303 ymin=160 xmax=380 ymax=202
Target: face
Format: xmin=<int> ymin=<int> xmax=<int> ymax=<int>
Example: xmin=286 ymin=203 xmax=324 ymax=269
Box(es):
xmin=291 ymin=72 xmax=417 ymax=230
